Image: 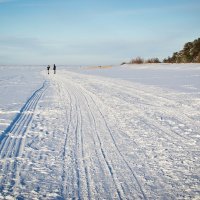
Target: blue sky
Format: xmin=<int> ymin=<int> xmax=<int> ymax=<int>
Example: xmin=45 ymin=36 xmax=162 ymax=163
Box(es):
xmin=0 ymin=0 xmax=200 ymax=65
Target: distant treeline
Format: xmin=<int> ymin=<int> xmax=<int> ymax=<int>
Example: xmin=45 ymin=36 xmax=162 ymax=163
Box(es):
xmin=122 ymin=37 xmax=200 ymax=65
xmin=163 ymin=38 xmax=200 ymax=63
xmin=121 ymin=57 xmax=161 ymax=65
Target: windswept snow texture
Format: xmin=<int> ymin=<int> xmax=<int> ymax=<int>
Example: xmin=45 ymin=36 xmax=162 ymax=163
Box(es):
xmin=77 ymin=64 xmax=200 ymax=93
xmin=0 ymin=66 xmax=44 ymax=134
xmin=0 ymin=64 xmax=200 ymax=199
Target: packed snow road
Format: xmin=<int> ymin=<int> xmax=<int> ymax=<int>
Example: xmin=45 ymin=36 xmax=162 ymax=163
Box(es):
xmin=0 ymin=69 xmax=199 ymax=199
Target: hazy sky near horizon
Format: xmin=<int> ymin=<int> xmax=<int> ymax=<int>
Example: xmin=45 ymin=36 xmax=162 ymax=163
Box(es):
xmin=0 ymin=0 xmax=200 ymax=65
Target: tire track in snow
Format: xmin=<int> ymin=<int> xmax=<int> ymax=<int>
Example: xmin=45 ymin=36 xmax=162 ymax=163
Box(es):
xmin=78 ymin=74 xmax=199 ymax=141
xmin=71 ymin=82 xmax=142 ymax=199
xmin=77 ymin=84 xmax=127 ymax=199
xmin=55 ymin=82 xmax=72 ymax=199
xmin=55 ymin=81 xmax=90 ymax=199
xmin=83 ymin=91 xmax=147 ymax=200
xmin=69 ymin=90 xmax=81 ymax=199
xmin=105 ymin=92 xmax=197 ymax=147
xmin=56 ymin=73 xmax=148 ymax=199
xmin=81 ymin=93 xmax=125 ymax=199
xmin=77 ymin=103 xmax=92 ymax=200
xmin=58 ymin=71 xmax=200 ymax=199
xmin=57 ymin=77 xmax=126 ymax=199
xmin=84 ymin=77 xmax=198 ymax=147
xmin=68 ymin=85 xmax=92 ymax=200
xmin=101 ymin=80 xmax=200 ymax=142
xmin=75 ymin=72 xmax=199 ymax=199
xmin=74 ymin=92 xmax=113 ymax=198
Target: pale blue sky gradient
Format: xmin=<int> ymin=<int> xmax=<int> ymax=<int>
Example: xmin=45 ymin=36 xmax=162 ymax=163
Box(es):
xmin=0 ymin=0 xmax=200 ymax=65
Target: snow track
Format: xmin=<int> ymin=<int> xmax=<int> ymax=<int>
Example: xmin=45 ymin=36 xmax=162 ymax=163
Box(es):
xmin=0 ymin=81 xmax=48 ymax=198
xmin=0 ymin=70 xmax=199 ymax=199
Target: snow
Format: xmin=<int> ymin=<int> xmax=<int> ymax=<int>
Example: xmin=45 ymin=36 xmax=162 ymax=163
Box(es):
xmin=0 ymin=64 xmax=200 ymax=199
xmin=0 ymin=66 xmax=44 ymax=134
xmin=74 ymin=64 xmax=200 ymax=93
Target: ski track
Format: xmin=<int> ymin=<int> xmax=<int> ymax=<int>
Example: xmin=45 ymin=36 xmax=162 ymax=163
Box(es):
xmin=0 ymin=80 xmax=48 ymax=198
xmin=0 ymin=70 xmax=199 ymax=199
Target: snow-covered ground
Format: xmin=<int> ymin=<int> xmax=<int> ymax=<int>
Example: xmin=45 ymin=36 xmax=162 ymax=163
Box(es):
xmin=76 ymin=64 xmax=200 ymax=93
xmin=0 ymin=64 xmax=199 ymax=199
xmin=0 ymin=66 xmax=44 ymax=134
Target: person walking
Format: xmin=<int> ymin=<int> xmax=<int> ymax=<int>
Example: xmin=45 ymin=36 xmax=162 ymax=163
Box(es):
xmin=47 ymin=65 xmax=50 ymax=74
xmin=53 ymin=64 xmax=56 ymax=74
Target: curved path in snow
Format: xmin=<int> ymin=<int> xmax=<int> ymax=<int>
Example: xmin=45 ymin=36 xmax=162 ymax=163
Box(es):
xmin=0 ymin=70 xmax=199 ymax=199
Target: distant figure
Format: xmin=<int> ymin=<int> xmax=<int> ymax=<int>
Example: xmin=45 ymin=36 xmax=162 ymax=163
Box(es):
xmin=53 ymin=64 xmax=56 ymax=74
xmin=47 ymin=65 xmax=50 ymax=74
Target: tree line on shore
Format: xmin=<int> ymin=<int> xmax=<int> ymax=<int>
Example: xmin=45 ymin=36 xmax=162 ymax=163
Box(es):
xmin=122 ymin=37 xmax=200 ymax=65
